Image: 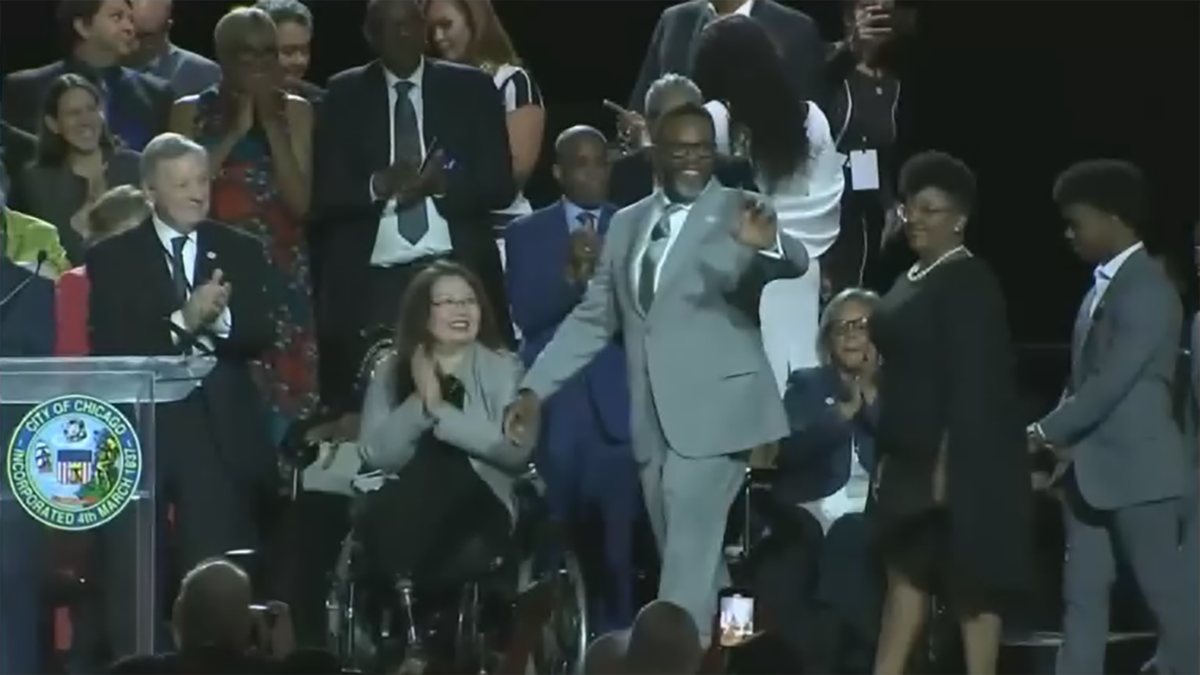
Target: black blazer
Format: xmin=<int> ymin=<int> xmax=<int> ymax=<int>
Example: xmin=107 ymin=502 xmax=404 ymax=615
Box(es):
xmin=627 ymin=0 xmax=825 ymax=113
xmin=0 ymin=120 xmax=36 ymax=179
xmin=87 ymin=219 xmax=276 ymax=480
xmin=1 ymin=60 xmax=173 ymax=151
xmin=18 ymin=148 xmax=142 ymax=265
xmin=311 ymin=58 xmax=514 ymax=331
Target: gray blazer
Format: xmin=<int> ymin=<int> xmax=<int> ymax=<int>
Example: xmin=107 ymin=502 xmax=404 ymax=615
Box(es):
xmin=524 ymin=181 xmax=808 ymax=460
xmin=359 ymin=343 xmax=534 ymax=519
xmin=1039 ymin=247 xmax=1189 ymax=509
xmin=17 ymin=149 xmax=141 ymax=264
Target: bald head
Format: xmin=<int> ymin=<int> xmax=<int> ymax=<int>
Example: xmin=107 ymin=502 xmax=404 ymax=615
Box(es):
xmin=624 ymin=601 xmax=702 ymax=675
xmin=554 ymin=125 xmax=606 ymax=159
xmin=583 ymin=631 xmax=628 ymax=675
xmin=173 ymin=559 xmax=254 ymax=650
xmin=130 ymin=0 xmax=172 ymax=33
xmin=553 ymin=125 xmax=610 ymax=208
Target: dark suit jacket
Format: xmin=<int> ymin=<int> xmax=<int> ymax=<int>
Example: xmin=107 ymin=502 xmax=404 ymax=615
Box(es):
xmin=627 ymin=0 xmax=824 ymax=113
xmin=504 ymin=202 xmax=630 ymax=442
xmin=0 ymin=255 xmax=54 ymax=356
xmin=312 ymin=58 xmax=514 ymax=337
xmin=775 ymin=365 xmax=879 ymax=506
xmin=18 ymin=148 xmax=141 ymax=264
xmin=86 ymin=219 xmax=276 ymax=480
xmin=609 ymin=149 xmax=756 ymax=209
xmin=0 ymin=120 xmax=36 ymax=180
xmin=1 ymin=60 xmax=172 ymax=151
xmin=140 ymin=43 xmax=221 ymax=98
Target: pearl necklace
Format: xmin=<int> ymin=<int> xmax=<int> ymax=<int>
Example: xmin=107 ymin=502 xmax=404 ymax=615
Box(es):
xmin=906 ymin=245 xmax=970 ymax=282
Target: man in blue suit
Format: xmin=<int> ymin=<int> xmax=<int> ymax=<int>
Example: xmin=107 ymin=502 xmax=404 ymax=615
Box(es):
xmin=0 ymin=248 xmax=56 ymax=675
xmin=504 ymin=126 xmax=638 ymax=631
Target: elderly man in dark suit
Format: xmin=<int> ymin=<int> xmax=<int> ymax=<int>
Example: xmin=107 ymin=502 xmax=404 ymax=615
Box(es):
xmin=2 ymin=0 xmax=173 ymax=151
xmin=0 ymin=250 xmax=56 ymax=675
xmin=1029 ymin=161 xmax=1199 ymax=675
xmin=312 ymin=0 xmax=515 ymax=415
xmin=627 ymin=0 xmax=823 ymax=115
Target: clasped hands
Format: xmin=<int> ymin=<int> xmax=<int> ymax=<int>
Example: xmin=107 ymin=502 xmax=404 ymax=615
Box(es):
xmin=181 ymin=269 xmax=231 ymax=333
xmin=565 ymin=225 xmax=603 ymax=283
xmin=372 ymin=149 xmax=447 ymax=207
xmin=1026 ymin=423 xmax=1071 ymax=490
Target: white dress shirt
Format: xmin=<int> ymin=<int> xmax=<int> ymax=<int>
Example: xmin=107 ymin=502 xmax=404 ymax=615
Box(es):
xmin=1089 ymin=241 xmax=1144 ymax=319
xmin=708 ymin=0 xmax=755 ymax=17
xmin=368 ymin=58 xmax=454 ymax=266
xmin=154 ymin=216 xmax=232 ymax=351
xmin=802 ymin=436 xmax=871 ymax=534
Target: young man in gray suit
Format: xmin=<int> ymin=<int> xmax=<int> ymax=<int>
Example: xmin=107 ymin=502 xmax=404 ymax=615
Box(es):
xmin=1028 ymin=160 xmax=1198 ymax=675
xmin=504 ymin=102 xmax=808 ymax=642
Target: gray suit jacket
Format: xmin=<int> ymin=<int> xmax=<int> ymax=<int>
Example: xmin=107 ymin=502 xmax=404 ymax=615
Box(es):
xmin=1040 ymin=247 xmax=1188 ymax=509
xmin=523 ymin=182 xmax=808 ymax=461
xmin=359 ymin=343 xmax=534 ymax=519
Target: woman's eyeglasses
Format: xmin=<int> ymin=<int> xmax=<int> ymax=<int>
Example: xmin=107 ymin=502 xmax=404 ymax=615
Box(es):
xmin=431 ymin=297 xmax=478 ymax=309
xmin=832 ymin=317 xmax=870 ymax=336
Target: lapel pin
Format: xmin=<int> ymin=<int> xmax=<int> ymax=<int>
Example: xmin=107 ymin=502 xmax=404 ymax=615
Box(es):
xmin=206 ymin=251 xmax=217 ymax=260
xmin=824 ymin=396 xmax=835 ymax=406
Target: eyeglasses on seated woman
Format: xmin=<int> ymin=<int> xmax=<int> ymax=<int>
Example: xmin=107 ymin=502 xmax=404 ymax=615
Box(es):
xmin=355 ymin=260 xmax=536 ymax=594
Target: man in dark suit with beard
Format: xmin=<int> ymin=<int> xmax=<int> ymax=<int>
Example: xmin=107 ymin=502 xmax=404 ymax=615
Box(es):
xmin=627 ymin=0 xmax=824 ymax=115
xmin=312 ymin=0 xmax=515 ymax=415
xmin=87 ymin=132 xmax=275 ymax=659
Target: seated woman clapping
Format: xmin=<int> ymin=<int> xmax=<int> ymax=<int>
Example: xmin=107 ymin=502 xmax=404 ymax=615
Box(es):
xmin=357 ymin=260 xmax=535 ymax=586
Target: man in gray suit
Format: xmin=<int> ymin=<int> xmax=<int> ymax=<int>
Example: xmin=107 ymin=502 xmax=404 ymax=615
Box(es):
xmin=1028 ymin=160 xmax=1198 ymax=675
xmin=504 ymin=102 xmax=808 ymax=641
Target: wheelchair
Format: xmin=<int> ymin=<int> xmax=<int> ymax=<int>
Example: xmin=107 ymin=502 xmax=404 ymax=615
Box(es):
xmin=317 ymin=336 xmax=589 ymax=674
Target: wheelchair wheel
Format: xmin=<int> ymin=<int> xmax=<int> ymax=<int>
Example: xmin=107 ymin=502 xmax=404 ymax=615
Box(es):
xmin=517 ymin=548 xmax=589 ymax=675
xmin=327 ymin=535 xmax=380 ymax=673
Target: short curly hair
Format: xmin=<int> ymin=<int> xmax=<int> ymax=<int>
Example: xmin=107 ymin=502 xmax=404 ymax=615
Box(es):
xmin=897 ymin=151 xmax=977 ymax=214
xmin=1052 ymin=159 xmax=1146 ymax=232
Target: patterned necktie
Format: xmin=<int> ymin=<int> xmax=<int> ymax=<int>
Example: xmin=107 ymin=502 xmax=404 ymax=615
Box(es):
xmin=393 ymin=81 xmax=429 ymax=243
xmin=638 ymin=207 xmax=677 ymax=312
xmin=170 ymin=236 xmax=189 ymax=305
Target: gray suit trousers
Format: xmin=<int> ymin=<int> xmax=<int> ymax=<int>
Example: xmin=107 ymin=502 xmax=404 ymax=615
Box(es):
xmin=1056 ymin=473 xmax=1199 ymax=675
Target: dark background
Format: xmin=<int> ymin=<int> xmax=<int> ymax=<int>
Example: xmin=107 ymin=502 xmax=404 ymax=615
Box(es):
xmin=2 ymin=0 xmax=1197 ymax=352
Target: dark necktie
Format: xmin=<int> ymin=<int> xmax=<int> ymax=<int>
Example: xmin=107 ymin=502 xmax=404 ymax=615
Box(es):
xmin=170 ymin=236 xmax=190 ymax=305
xmin=440 ymin=374 xmax=465 ymax=409
xmin=638 ymin=207 xmax=677 ymax=312
xmin=393 ymin=81 xmax=429 ymax=244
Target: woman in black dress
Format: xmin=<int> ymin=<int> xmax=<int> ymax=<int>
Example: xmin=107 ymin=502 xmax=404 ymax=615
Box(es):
xmin=868 ymin=152 xmax=1032 ymax=674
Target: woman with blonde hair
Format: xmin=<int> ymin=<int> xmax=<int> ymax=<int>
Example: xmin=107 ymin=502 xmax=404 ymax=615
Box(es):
xmin=169 ymin=6 xmax=319 ymax=442
xmin=423 ymin=0 xmax=544 ymax=249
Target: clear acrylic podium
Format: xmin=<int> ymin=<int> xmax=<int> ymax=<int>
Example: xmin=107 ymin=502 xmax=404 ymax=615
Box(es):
xmin=0 ymin=356 xmax=214 ymax=662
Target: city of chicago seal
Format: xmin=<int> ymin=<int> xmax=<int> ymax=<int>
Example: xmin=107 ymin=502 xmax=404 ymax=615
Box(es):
xmin=6 ymin=395 xmax=142 ymax=531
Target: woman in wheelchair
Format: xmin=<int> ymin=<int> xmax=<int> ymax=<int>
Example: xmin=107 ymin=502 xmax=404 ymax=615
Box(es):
xmin=356 ymin=260 xmax=535 ymax=590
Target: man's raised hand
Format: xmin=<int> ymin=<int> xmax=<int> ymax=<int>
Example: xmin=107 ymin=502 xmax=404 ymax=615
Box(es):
xmin=734 ymin=194 xmax=778 ymax=250
xmin=503 ymin=389 xmax=541 ymax=447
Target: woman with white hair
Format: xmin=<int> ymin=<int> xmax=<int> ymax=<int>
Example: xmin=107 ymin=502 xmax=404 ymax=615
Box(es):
xmin=756 ymin=288 xmax=883 ymax=673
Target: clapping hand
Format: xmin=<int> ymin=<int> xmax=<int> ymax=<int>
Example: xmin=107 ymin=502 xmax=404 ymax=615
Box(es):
xmin=734 ymin=194 xmax=777 ymax=250
xmin=411 ymin=345 xmax=442 ymax=411
xmin=566 ymin=223 xmax=602 ymax=282
xmin=182 ymin=269 xmax=231 ymax=332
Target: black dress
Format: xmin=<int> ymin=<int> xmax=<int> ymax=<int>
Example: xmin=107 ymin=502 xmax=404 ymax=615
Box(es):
xmin=868 ymin=255 xmax=1033 ymax=602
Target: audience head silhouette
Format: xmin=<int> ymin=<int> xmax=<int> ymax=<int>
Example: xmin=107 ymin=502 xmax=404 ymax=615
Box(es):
xmin=582 ymin=631 xmax=628 ymax=675
xmin=624 ymin=600 xmax=703 ymax=675
xmin=172 ymin=558 xmax=254 ymax=653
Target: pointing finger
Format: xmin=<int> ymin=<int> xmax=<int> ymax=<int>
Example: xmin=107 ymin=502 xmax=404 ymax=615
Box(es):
xmin=211 ymin=269 xmax=224 ymax=284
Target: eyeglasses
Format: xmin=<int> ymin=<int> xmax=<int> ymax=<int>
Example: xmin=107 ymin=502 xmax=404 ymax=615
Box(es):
xmin=431 ymin=297 xmax=478 ymax=309
xmin=831 ymin=317 xmax=870 ymax=336
xmin=656 ymin=141 xmax=716 ymax=161
xmin=898 ymin=203 xmax=957 ymax=221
